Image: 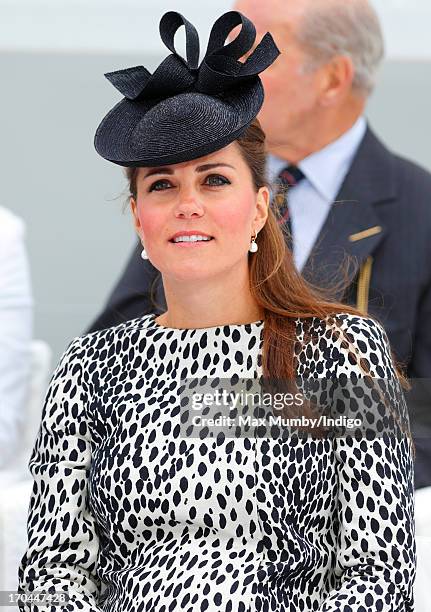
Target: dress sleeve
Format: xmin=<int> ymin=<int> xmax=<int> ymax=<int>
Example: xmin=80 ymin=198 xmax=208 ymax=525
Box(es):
xmin=17 ymin=337 xmax=102 ymax=612
xmin=318 ymin=315 xmax=416 ymax=612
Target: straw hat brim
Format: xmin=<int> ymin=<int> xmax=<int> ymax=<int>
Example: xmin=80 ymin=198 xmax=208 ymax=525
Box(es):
xmin=94 ymin=79 xmax=263 ymax=167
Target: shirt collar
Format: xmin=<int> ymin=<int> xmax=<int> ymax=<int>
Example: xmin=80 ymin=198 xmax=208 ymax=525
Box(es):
xmin=267 ymin=115 xmax=367 ymax=202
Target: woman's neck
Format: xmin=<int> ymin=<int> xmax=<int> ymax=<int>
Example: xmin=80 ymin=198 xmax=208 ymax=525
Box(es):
xmin=156 ymin=269 xmax=264 ymax=329
xmin=155 ymin=306 xmax=264 ymax=329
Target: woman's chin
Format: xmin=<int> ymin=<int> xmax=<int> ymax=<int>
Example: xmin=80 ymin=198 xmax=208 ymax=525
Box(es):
xmin=159 ymin=264 xmax=221 ymax=283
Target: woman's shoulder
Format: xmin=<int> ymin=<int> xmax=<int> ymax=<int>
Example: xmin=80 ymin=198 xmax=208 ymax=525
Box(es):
xmin=295 ymin=311 xmax=389 ymax=345
xmin=79 ymin=313 xmax=155 ymax=347
xmin=59 ymin=313 xmax=155 ymax=365
xmin=294 ymin=311 xmax=395 ymax=378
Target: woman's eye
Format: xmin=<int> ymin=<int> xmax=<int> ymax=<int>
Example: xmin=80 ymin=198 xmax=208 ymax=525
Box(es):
xmin=206 ymin=174 xmax=231 ymax=186
xmin=149 ymin=179 xmax=172 ymax=192
xmin=149 ymin=175 xmax=230 ymax=191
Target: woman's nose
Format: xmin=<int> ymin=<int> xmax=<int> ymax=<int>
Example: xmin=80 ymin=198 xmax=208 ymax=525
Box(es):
xmin=175 ymin=186 xmax=204 ymax=216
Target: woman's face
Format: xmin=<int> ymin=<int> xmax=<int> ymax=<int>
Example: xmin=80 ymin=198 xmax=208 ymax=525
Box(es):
xmin=130 ymin=142 xmax=269 ymax=282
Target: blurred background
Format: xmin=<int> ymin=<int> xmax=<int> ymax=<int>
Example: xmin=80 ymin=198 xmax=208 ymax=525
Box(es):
xmin=1 ymin=0 xmax=430 ymax=363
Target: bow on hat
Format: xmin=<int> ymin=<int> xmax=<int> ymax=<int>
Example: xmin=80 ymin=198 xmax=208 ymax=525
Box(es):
xmin=104 ymin=10 xmax=280 ymax=102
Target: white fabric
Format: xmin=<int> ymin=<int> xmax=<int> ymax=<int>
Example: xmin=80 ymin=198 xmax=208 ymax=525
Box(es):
xmin=414 ymin=486 xmax=431 ymax=610
xmin=0 ymin=479 xmax=33 ymax=607
xmin=0 ymin=206 xmax=33 ymax=469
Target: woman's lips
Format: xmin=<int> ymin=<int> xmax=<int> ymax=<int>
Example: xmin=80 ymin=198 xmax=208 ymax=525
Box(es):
xmin=169 ymin=238 xmax=215 ymax=247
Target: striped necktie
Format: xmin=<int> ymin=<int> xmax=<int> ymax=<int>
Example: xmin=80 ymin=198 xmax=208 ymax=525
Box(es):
xmin=273 ymin=164 xmax=306 ymax=249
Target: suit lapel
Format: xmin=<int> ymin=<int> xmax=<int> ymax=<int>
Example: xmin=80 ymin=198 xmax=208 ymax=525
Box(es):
xmin=301 ymin=126 xmax=397 ymax=296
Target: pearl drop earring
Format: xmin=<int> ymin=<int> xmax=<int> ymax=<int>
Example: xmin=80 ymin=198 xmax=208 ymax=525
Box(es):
xmin=249 ymin=231 xmax=259 ymax=253
xmin=141 ymin=245 xmax=149 ymax=260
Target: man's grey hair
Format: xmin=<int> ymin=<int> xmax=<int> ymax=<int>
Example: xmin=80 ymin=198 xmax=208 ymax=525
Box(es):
xmin=296 ymin=0 xmax=384 ymax=97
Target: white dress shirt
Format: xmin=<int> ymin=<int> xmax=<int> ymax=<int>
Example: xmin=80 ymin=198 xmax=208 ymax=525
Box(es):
xmin=0 ymin=206 xmax=33 ymax=469
xmin=267 ymin=116 xmax=367 ymax=272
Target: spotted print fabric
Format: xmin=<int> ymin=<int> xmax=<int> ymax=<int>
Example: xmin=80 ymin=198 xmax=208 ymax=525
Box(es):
xmin=18 ymin=312 xmax=416 ymax=612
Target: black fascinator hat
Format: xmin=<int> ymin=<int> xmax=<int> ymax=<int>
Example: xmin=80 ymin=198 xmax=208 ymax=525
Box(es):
xmin=94 ymin=10 xmax=280 ymax=167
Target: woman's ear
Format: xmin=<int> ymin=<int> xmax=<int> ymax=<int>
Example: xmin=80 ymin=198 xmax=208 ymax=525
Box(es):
xmin=255 ymin=186 xmax=270 ymax=231
xmin=130 ymin=197 xmax=143 ymax=237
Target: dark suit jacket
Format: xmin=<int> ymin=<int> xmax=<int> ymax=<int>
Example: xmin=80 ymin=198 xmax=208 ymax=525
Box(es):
xmin=87 ymin=125 xmax=431 ymax=489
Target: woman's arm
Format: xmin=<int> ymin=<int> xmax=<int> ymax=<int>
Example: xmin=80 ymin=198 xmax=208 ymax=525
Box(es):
xmin=0 ymin=210 xmax=32 ymax=468
xmin=18 ymin=336 xmax=102 ymax=612
xmin=318 ymin=315 xmax=416 ymax=612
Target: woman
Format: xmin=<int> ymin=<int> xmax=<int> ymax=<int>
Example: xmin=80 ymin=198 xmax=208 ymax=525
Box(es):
xmin=18 ymin=10 xmax=415 ymax=612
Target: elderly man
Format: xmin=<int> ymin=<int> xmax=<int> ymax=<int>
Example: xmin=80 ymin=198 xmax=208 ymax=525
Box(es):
xmin=87 ymin=0 xmax=431 ymax=489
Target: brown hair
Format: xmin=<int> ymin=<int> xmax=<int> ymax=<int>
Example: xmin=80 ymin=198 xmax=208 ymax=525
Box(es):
xmin=125 ymin=119 xmax=413 ymax=450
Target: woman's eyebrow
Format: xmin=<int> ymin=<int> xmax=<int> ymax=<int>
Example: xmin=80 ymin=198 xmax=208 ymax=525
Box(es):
xmin=143 ymin=167 xmax=174 ymax=178
xmin=143 ymin=163 xmax=235 ymax=178
xmin=195 ymin=163 xmax=235 ymax=172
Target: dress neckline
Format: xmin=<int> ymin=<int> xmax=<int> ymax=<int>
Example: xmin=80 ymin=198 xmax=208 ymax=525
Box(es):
xmin=147 ymin=312 xmax=264 ymax=332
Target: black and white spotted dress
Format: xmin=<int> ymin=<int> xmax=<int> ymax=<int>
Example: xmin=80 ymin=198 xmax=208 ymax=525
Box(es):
xmin=18 ymin=312 xmax=416 ymax=612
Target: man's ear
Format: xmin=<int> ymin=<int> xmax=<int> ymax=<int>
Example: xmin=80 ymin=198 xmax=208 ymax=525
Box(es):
xmin=320 ymin=55 xmax=355 ymax=106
